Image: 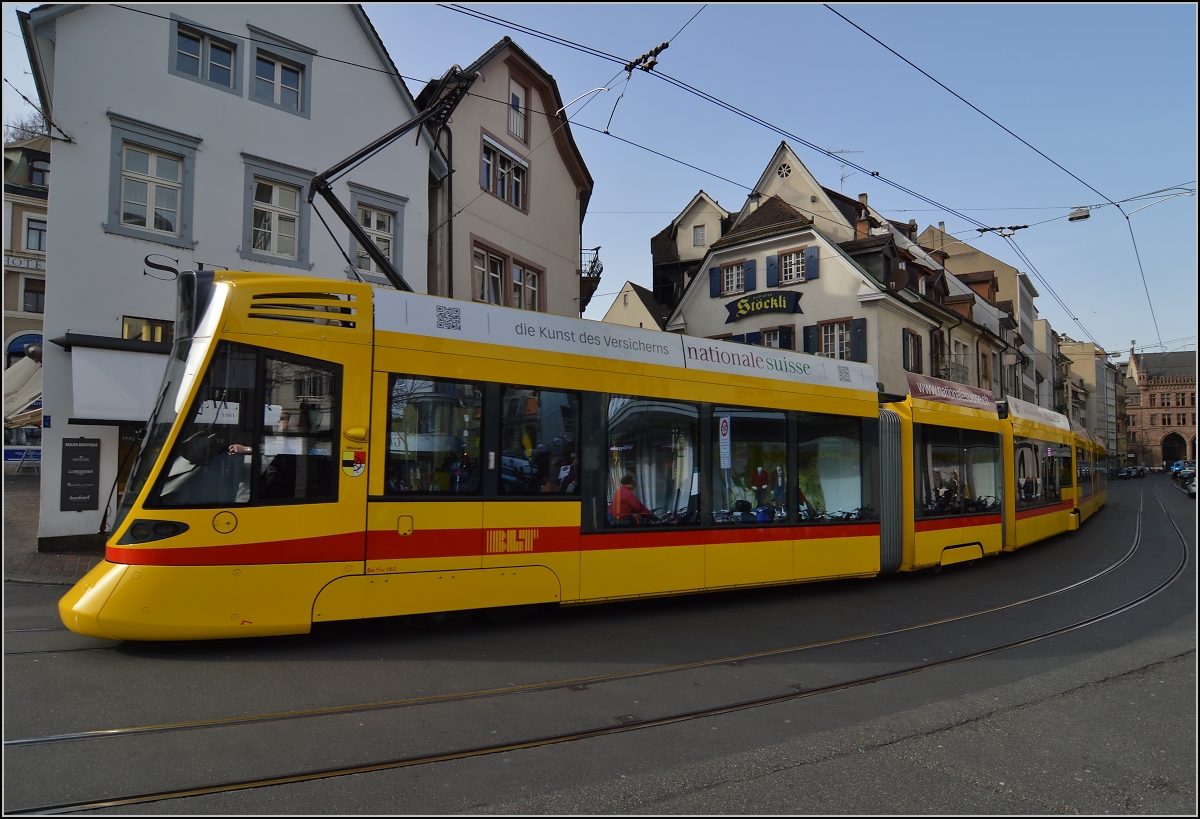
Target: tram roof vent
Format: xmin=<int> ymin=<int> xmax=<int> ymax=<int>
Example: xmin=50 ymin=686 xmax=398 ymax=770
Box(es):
xmin=247 ymin=292 xmax=357 ymax=328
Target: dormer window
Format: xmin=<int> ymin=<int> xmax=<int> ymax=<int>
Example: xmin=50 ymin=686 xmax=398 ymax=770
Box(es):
xmin=30 ymin=160 xmax=49 ymax=187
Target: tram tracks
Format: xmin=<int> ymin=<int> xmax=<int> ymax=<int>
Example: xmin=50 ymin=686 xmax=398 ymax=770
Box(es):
xmin=6 ymin=486 xmax=1142 ymax=748
xmin=7 ymin=484 xmax=1191 ymax=815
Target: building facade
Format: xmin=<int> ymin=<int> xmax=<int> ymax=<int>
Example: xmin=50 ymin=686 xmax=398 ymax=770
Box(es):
xmin=658 ymin=143 xmax=1032 ymax=398
xmin=419 ymin=37 xmax=594 ymax=317
xmin=20 ymin=3 xmax=442 ymax=549
xmin=1125 ymin=349 xmax=1196 ymax=467
xmin=4 ymin=136 xmax=49 ymax=367
xmin=1060 ymin=337 xmax=1120 ymax=466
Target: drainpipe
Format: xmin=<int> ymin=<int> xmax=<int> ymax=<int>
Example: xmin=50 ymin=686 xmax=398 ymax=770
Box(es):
xmin=445 ymin=127 xmax=454 ymax=299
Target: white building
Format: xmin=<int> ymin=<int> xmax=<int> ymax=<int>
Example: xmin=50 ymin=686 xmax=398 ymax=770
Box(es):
xmin=19 ymin=3 xmax=443 ymax=550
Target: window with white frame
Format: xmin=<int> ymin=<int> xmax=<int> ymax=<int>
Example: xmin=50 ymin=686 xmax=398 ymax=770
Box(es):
xmin=474 ymin=247 xmax=504 ymax=305
xmin=481 ymin=139 xmax=527 ymax=210
xmin=25 ymin=218 xmax=47 ymax=252
xmin=693 ymin=224 xmax=705 ymax=247
xmin=174 ymin=27 xmax=235 ymax=88
xmin=512 ymin=263 xmax=539 ymax=311
xmin=821 ymin=321 xmax=851 ymax=359
xmin=509 ymin=79 xmax=528 ymax=142
xmin=780 ymin=249 xmax=806 ymax=283
xmin=121 ymin=145 xmax=182 ymax=235
xmin=722 ymin=263 xmax=745 ymax=295
xmin=251 ymin=179 xmax=300 ymax=258
xmin=763 ymin=329 xmax=780 ymax=348
xmin=255 ymin=55 xmax=302 ymax=111
xmin=354 ymin=206 xmax=394 ymax=273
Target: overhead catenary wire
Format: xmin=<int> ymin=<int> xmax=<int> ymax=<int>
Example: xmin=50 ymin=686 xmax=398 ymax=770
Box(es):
xmin=822 ymin=4 xmax=1174 ymax=354
xmin=438 ymin=5 xmax=1109 ymax=348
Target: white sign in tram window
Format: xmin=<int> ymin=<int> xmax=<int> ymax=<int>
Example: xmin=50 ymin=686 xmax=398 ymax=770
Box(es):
xmin=194 ymin=400 xmax=240 ymax=424
xmin=718 ymin=414 xmax=732 ymax=469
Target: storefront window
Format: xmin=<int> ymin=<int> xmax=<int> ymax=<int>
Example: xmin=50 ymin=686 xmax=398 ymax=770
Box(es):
xmin=385 ymin=376 xmax=482 ymax=494
xmin=711 ymin=409 xmax=787 ymax=523
xmin=606 ymin=396 xmax=699 ymax=525
xmin=500 ymin=387 xmax=579 ymax=494
xmin=797 ymin=413 xmax=865 ymax=520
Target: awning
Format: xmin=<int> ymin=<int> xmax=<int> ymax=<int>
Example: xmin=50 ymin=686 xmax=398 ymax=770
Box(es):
xmin=71 ymin=347 xmax=168 ymax=423
xmin=4 ymin=356 xmax=42 ymax=428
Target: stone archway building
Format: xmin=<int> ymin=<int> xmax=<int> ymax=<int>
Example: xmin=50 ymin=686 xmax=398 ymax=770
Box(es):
xmin=1125 ymin=349 xmax=1196 ymax=467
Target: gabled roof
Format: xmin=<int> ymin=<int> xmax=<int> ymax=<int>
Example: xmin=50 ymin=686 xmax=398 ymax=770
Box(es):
xmin=955 ymin=270 xmax=998 ymax=284
xmin=710 ymin=195 xmax=810 ymax=249
xmin=838 ymin=233 xmax=892 ymax=253
xmin=1135 ymin=351 xmax=1196 ymax=380
xmin=627 ymin=281 xmax=666 ymax=330
xmin=420 ymin=36 xmax=592 ymax=197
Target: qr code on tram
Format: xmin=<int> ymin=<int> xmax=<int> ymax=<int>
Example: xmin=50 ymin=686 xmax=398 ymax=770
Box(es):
xmin=436 ymin=305 xmax=462 ymax=331
xmin=837 ymin=365 xmax=851 ymax=383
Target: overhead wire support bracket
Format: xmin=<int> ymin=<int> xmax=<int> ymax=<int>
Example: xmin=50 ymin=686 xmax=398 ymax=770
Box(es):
xmin=307 ymin=67 xmax=478 ymax=292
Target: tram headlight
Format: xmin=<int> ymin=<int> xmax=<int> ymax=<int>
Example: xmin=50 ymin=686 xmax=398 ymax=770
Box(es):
xmin=119 ymin=520 xmax=190 ymax=544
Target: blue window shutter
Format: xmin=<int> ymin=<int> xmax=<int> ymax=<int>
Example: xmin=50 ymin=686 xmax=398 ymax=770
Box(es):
xmin=850 ymin=318 xmax=867 ymax=362
xmin=805 ymin=245 xmax=820 ymax=280
xmin=744 ymin=258 xmax=757 ymax=291
xmin=766 ymin=254 xmax=779 ymax=287
xmin=803 ymin=325 xmax=818 ymax=354
xmin=780 ymin=326 xmax=794 ymax=350
xmin=902 ymin=328 xmax=910 ymax=371
xmin=731 ymin=334 xmax=745 ymax=343
xmin=709 ymin=267 xmax=720 ymax=298
xmin=747 ymin=331 xmax=762 ymax=346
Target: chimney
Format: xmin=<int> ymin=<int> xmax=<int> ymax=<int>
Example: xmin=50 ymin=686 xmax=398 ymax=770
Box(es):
xmin=858 ymin=193 xmax=868 ymax=206
xmin=938 ymin=221 xmax=946 ymax=232
xmin=855 ymin=208 xmax=869 ymax=240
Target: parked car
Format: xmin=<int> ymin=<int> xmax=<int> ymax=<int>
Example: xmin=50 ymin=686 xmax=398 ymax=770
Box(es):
xmin=1189 ymin=476 xmax=1197 ymax=499
xmin=1117 ymin=468 xmax=1131 ymax=480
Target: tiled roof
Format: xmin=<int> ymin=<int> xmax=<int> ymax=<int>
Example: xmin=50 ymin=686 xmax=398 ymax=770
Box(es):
xmin=955 ymin=270 xmax=997 ymax=283
xmin=710 ymin=196 xmax=811 ymax=249
xmin=838 ymin=233 xmax=892 ymax=252
xmin=1136 ymin=351 xmax=1196 ymax=380
xmin=996 ymin=299 xmax=1015 ymax=316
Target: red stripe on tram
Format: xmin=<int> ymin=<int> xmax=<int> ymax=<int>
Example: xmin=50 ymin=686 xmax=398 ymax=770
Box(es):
xmin=1015 ymin=499 xmax=1074 ymax=520
xmin=107 ymin=531 xmax=365 ymax=566
xmin=914 ymin=514 xmax=1002 ymax=532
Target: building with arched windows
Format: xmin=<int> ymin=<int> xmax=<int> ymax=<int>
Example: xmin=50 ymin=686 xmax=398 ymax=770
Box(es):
xmin=1125 ymin=349 xmax=1196 ymax=467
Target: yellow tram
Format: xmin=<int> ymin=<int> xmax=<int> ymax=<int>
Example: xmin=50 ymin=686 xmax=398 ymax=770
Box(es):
xmin=60 ymin=270 xmax=1104 ymax=641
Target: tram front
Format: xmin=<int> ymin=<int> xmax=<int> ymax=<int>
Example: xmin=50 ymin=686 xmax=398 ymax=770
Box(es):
xmin=59 ymin=269 xmax=375 ymax=640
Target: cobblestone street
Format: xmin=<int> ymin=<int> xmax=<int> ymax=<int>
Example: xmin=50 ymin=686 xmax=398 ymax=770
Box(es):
xmin=4 ymin=474 xmax=101 ymax=585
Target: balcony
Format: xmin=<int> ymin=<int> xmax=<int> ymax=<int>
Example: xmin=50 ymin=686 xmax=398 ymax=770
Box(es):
xmin=936 ymin=355 xmax=971 ymax=385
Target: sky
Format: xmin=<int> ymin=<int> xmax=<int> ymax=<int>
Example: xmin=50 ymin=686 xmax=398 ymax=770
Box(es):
xmin=4 ymin=3 xmax=1196 ymax=358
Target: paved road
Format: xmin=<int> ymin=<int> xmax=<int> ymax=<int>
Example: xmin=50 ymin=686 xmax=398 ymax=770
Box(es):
xmin=3 ymin=477 xmax=1194 ymax=814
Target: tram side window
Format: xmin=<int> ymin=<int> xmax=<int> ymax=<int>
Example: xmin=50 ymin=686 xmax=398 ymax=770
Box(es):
xmin=153 ymin=342 xmax=259 ymax=507
xmin=711 ymin=409 xmax=787 ymax=524
xmin=500 ymin=387 xmax=580 ymax=495
xmin=386 ymin=376 xmax=482 ymax=494
xmin=1014 ymin=436 xmax=1060 ymax=508
xmin=915 ymin=424 xmax=962 ymax=518
xmin=257 ymin=356 xmax=338 ymax=503
xmin=1059 ymin=447 xmax=1074 ymax=487
xmin=797 ymin=413 xmax=867 ymax=521
xmin=606 ymin=396 xmax=699 ymax=525
xmin=962 ymin=430 xmax=1001 ymax=513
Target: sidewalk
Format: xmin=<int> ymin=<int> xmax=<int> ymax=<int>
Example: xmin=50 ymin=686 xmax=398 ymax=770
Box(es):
xmin=4 ymin=475 xmax=102 ymax=586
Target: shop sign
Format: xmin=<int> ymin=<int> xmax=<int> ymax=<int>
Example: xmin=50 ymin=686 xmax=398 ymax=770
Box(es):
xmin=60 ymin=438 xmax=101 ymax=511
xmin=724 ymin=290 xmax=802 ymax=324
xmin=906 ymin=373 xmax=998 ymax=412
xmin=4 ymin=255 xmax=44 ymax=270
